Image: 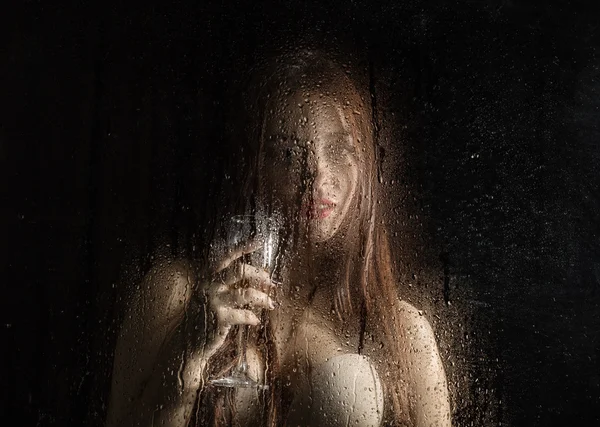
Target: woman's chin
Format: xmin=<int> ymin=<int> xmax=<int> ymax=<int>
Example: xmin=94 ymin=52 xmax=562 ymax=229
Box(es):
xmin=307 ymin=220 xmax=340 ymax=243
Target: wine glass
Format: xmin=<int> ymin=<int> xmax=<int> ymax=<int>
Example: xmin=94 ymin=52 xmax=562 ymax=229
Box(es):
xmin=210 ymin=214 xmax=281 ymax=389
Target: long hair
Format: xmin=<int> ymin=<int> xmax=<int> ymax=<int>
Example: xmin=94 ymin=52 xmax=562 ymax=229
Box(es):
xmin=194 ymin=51 xmax=413 ymax=426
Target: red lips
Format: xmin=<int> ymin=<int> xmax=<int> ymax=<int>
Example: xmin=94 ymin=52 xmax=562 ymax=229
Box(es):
xmin=305 ymin=199 xmax=336 ymax=219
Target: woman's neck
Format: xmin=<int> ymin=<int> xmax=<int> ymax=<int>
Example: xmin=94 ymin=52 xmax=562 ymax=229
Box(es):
xmin=282 ymin=234 xmax=355 ymax=309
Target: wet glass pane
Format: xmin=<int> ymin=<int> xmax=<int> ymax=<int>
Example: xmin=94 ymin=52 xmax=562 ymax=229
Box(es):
xmin=4 ymin=1 xmax=599 ymax=427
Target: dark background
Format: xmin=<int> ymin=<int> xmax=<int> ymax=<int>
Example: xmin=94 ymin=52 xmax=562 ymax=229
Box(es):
xmin=2 ymin=1 xmax=599 ymax=425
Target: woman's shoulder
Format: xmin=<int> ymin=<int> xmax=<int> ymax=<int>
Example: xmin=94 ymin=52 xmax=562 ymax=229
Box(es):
xmin=393 ymin=299 xmax=439 ymax=350
xmin=395 ymin=299 xmax=429 ymax=318
xmin=143 ymin=258 xmax=195 ymax=296
xmin=133 ymin=258 xmax=197 ymax=322
xmin=146 ymin=257 xmax=195 ymax=280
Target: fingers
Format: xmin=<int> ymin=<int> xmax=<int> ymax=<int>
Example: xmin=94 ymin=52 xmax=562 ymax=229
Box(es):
xmin=205 ymin=250 xmax=278 ymax=345
xmin=207 ymin=266 xmax=276 ymax=331
xmin=202 ymin=293 xmax=264 ymax=356
xmin=216 ymin=307 xmax=260 ymax=327
xmin=230 ymin=287 xmax=276 ymax=310
xmin=207 ymin=307 xmax=260 ymax=354
xmin=210 ymin=282 xmax=275 ymax=311
xmin=216 ymin=263 xmax=276 ymax=293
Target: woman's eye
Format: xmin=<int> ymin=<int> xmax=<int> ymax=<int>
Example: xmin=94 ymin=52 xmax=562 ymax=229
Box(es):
xmin=340 ymin=138 xmax=357 ymax=155
xmin=282 ymin=146 xmax=303 ymax=163
xmin=328 ymin=141 xmax=355 ymax=157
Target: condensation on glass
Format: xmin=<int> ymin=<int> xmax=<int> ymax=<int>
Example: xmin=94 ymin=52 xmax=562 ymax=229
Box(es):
xmin=105 ymin=49 xmax=461 ymax=427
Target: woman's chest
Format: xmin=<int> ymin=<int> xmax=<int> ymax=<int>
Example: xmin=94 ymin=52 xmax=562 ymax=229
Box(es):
xmin=232 ymin=308 xmax=355 ymax=423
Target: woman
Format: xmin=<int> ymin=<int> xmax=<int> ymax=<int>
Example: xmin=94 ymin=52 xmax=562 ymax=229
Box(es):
xmin=106 ymin=51 xmax=451 ymax=426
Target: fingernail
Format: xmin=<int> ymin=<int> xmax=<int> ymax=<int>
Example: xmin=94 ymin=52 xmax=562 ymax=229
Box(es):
xmin=268 ymin=298 xmax=277 ymax=309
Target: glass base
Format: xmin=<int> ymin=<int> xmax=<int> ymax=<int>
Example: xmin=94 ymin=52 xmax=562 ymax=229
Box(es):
xmin=211 ymin=370 xmax=269 ymax=389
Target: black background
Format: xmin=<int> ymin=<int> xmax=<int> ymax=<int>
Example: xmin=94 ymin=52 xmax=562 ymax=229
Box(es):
xmin=2 ymin=1 xmax=599 ymax=426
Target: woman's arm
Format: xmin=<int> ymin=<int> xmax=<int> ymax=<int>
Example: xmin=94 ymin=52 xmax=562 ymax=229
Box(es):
xmin=397 ymin=301 xmax=452 ymax=427
xmin=106 ymin=246 xmax=276 ymax=427
xmin=105 ymin=260 xmax=211 ymax=427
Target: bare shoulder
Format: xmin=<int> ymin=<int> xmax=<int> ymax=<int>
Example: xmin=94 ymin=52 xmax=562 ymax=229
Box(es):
xmin=145 ymin=258 xmax=195 ymax=285
xmin=394 ymin=299 xmax=429 ymax=325
xmin=107 ymin=258 xmax=198 ymax=426
xmin=394 ymin=299 xmax=439 ymax=354
xmin=394 ymin=300 xmax=452 ymax=426
xmin=131 ymin=258 xmax=197 ymax=327
xmin=144 ymin=259 xmax=195 ymax=296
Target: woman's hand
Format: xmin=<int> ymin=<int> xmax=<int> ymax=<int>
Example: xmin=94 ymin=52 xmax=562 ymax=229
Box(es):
xmin=202 ymin=241 xmax=277 ymax=355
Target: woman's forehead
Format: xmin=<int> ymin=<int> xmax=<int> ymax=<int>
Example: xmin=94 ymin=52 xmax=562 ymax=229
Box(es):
xmin=263 ymin=92 xmax=354 ymax=137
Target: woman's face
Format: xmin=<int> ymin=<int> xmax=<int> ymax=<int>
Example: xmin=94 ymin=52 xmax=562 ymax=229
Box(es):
xmin=260 ymin=90 xmax=362 ymax=243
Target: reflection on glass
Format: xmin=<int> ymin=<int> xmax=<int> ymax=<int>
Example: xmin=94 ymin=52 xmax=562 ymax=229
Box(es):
xmin=106 ymin=51 xmax=451 ymax=427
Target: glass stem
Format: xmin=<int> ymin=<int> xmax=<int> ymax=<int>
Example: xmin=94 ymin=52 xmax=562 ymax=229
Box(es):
xmin=236 ymin=325 xmax=249 ymax=374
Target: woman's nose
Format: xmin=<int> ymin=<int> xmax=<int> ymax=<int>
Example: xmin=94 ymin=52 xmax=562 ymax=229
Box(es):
xmin=308 ymin=155 xmax=329 ymax=190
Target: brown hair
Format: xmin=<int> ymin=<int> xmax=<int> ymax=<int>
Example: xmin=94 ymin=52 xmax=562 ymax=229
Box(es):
xmin=194 ymin=51 xmax=413 ymax=426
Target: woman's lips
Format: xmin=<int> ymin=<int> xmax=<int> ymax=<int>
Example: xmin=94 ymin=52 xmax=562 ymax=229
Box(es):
xmin=305 ymin=199 xmax=335 ymax=219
